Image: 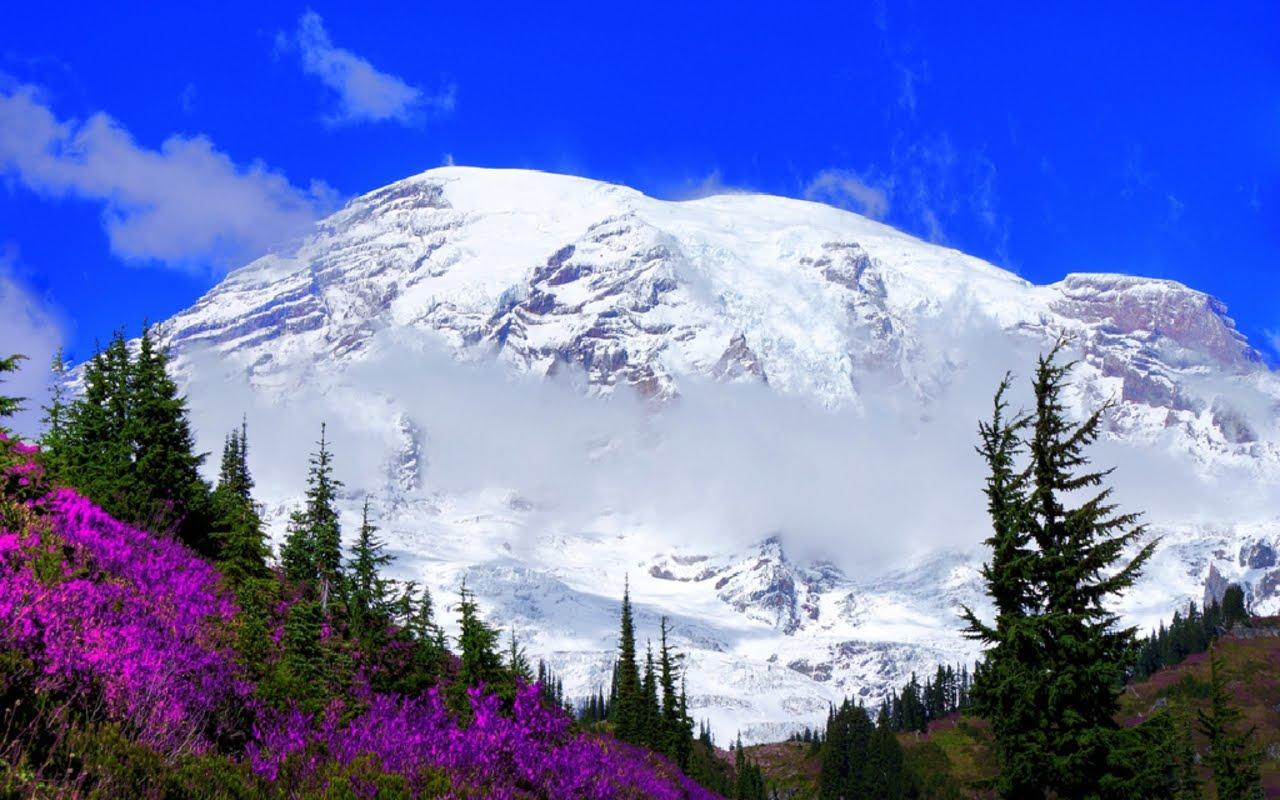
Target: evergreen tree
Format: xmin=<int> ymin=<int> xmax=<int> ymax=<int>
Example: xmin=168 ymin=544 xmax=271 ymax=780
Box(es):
xmin=39 ymin=350 xmax=69 ymax=460
xmin=641 ymin=642 xmax=660 ymax=748
xmin=456 ymin=581 xmax=503 ymax=688
xmin=507 ymin=630 xmax=532 ymax=682
xmin=868 ymin=705 xmax=908 ymax=800
xmin=962 ymin=344 xmax=1158 ymax=798
xmin=125 ymin=326 xmax=210 ymax=548
xmin=280 ymin=424 xmax=344 ymax=604
xmin=347 ymin=497 xmax=392 ymax=641
xmin=46 ymin=329 xmax=210 ymax=549
xmin=211 ymin=421 xmax=269 ymax=586
xmin=733 ymin=734 xmax=767 ymax=800
xmin=658 ymin=617 xmax=692 ymax=767
xmin=610 ymin=577 xmax=643 ymax=743
xmin=277 ymin=598 xmax=326 ymax=709
xmin=1199 ymin=649 xmax=1263 ymax=800
xmin=1172 ymin=711 xmax=1201 ymax=800
xmin=0 ymin=353 xmax=24 ymax=423
xmin=1221 ymin=584 xmax=1250 ymax=629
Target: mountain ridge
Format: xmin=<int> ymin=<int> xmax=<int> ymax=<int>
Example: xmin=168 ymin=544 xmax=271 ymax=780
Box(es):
xmin=142 ymin=166 xmax=1279 ymax=742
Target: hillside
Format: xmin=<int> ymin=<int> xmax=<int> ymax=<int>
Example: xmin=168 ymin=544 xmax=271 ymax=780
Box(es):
xmin=0 ymin=432 xmax=722 ymax=798
xmin=741 ymin=628 xmax=1280 ymax=798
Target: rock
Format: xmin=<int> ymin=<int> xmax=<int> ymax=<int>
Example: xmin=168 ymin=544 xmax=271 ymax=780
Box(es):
xmin=1204 ymin=563 xmax=1230 ymax=609
xmin=1239 ymin=541 xmax=1277 ymax=570
xmin=1256 ymin=570 xmax=1280 ymax=603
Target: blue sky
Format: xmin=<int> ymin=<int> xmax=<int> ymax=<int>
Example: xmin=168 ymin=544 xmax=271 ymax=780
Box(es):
xmin=1 ymin=1 xmax=1277 ymax=373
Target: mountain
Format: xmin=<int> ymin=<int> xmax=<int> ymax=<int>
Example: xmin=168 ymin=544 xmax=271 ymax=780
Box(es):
xmin=150 ymin=166 xmax=1280 ymax=742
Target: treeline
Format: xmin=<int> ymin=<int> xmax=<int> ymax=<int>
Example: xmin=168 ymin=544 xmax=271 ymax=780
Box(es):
xmin=1132 ymin=586 xmax=1249 ymax=681
xmin=582 ymin=584 xmax=761 ymax=795
xmin=817 ymin=700 xmax=911 ymax=799
xmin=878 ymin=664 xmax=972 ymax=735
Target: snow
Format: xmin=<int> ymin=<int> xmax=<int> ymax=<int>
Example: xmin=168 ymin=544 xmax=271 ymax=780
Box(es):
xmin=145 ymin=166 xmax=1280 ymax=743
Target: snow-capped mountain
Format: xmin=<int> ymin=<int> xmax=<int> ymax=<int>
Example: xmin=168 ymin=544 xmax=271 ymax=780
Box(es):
xmin=153 ymin=167 xmax=1280 ymax=742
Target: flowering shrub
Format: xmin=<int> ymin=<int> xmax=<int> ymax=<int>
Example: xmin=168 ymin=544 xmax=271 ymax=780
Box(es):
xmin=0 ymin=438 xmax=245 ymax=755
xmin=249 ymin=683 xmax=721 ymax=798
xmin=0 ymin=436 xmax=723 ymax=798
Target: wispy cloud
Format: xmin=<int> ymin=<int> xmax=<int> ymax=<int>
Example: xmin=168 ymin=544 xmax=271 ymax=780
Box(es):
xmin=0 ymin=83 xmax=336 ymax=270
xmin=1266 ymin=330 xmax=1280 ymax=365
xmin=279 ymin=10 xmax=455 ymax=127
xmin=0 ymin=247 xmax=64 ymax=438
xmin=803 ymin=169 xmax=891 ymax=220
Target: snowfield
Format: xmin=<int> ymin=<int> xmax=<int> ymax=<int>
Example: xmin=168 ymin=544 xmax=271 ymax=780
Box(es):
xmin=149 ymin=167 xmax=1279 ymax=742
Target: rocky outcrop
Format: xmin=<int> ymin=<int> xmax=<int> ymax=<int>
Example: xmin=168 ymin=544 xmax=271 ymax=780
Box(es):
xmin=1240 ymin=541 xmax=1277 ymax=570
xmin=1204 ymin=563 xmax=1230 ymax=609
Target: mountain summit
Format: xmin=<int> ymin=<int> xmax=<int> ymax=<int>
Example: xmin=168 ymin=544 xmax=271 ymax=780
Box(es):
xmin=154 ymin=167 xmax=1279 ymax=741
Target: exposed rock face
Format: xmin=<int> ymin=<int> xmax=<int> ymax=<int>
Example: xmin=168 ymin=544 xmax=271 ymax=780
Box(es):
xmin=1240 ymin=541 xmax=1277 ymax=570
xmin=712 ymin=333 xmax=768 ymax=384
xmin=1205 ymin=563 xmax=1231 ymax=609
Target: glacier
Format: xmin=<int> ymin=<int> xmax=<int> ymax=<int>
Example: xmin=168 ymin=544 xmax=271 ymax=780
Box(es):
xmin=143 ymin=166 xmax=1279 ymax=743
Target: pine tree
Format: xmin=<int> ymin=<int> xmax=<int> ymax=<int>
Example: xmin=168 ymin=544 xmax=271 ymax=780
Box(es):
xmin=347 ymin=497 xmax=392 ymax=641
xmin=610 ymin=576 xmax=643 ymax=743
xmin=641 ymin=642 xmax=660 ymax=748
xmin=962 ymin=344 xmax=1158 ymax=798
xmin=1199 ymin=649 xmax=1263 ymax=800
xmin=1172 ymin=711 xmax=1201 ymax=800
xmin=868 ymin=704 xmax=908 ymax=800
xmin=38 ymin=350 xmax=69 ymax=460
xmin=46 ymin=329 xmax=211 ymax=548
xmin=658 ymin=617 xmax=692 ymax=767
xmin=456 ymin=581 xmax=502 ymax=688
xmin=507 ymin=630 xmax=532 ymax=682
xmin=54 ymin=332 xmax=131 ymax=510
xmin=281 ymin=424 xmax=344 ymax=604
xmin=125 ymin=326 xmax=211 ymax=548
xmin=211 ymin=421 xmax=270 ymax=586
xmin=0 ymin=354 xmax=24 ymax=424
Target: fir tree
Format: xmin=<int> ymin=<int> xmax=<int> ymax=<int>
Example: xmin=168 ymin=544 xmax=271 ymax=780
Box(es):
xmin=1026 ymin=345 xmax=1155 ymax=796
xmin=280 ymin=424 xmax=344 ymax=604
xmin=1199 ymin=649 xmax=1263 ymax=800
xmin=733 ymin=734 xmax=767 ymax=800
xmin=456 ymin=581 xmax=503 ymax=688
xmin=868 ymin=705 xmax=908 ymax=800
xmin=347 ymin=497 xmax=392 ymax=641
xmin=38 ymin=350 xmax=69 ymax=460
xmin=610 ymin=576 xmax=643 ymax=743
xmin=641 ymin=642 xmax=660 ymax=748
xmin=963 ymin=344 xmax=1157 ymax=798
xmin=1221 ymin=584 xmax=1250 ymax=629
xmin=507 ymin=630 xmax=532 ymax=682
xmin=47 ymin=329 xmax=210 ymax=549
xmin=125 ymin=326 xmax=210 ymax=548
xmin=211 ymin=421 xmax=270 ymax=586
xmin=1172 ymin=711 xmax=1201 ymax=800
xmin=658 ymin=616 xmax=692 ymax=767
xmin=0 ymin=353 xmax=24 ymax=423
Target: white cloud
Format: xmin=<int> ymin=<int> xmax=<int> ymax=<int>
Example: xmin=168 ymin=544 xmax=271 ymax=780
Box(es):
xmin=803 ymin=169 xmax=891 ymax=220
xmin=0 ymin=84 xmax=336 ymax=269
xmin=1266 ymin=330 xmax=1280 ymax=364
xmin=281 ymin=10 xmax=454 ymax=126
xmin=175 ymin=313 xmax=1280 ymax=582
xmin=0 ymin=255 xmax=63 ymax=439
